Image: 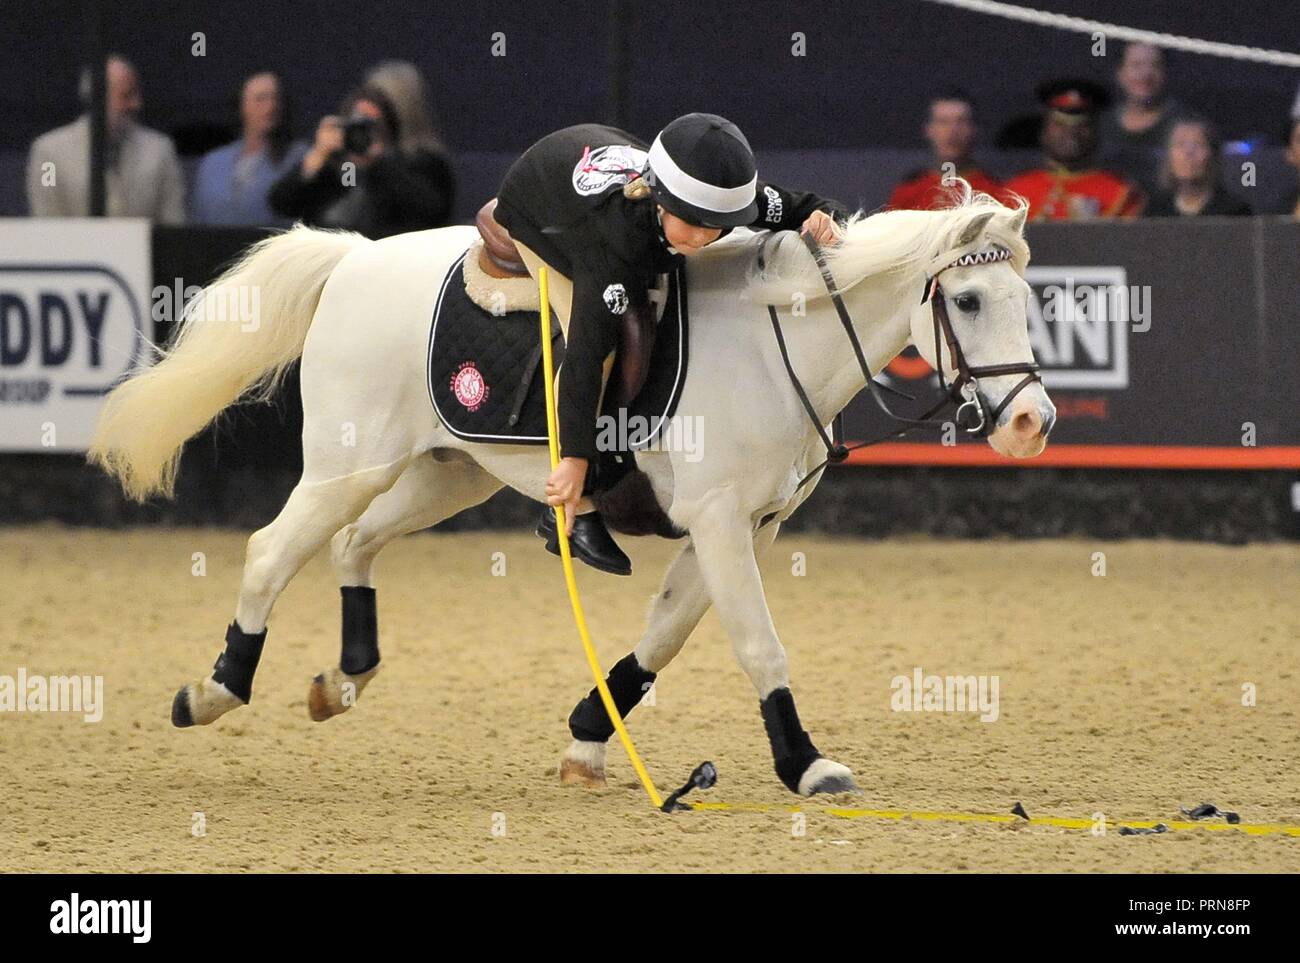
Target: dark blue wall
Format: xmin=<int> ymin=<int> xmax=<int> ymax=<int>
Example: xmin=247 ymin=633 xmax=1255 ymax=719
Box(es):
xmin=3 ymin=0 xmax=1297 ymax=155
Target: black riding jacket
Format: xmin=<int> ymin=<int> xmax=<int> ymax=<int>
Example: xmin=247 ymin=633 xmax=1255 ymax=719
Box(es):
xmin=495 ymin=123 xmax=847 ymax=461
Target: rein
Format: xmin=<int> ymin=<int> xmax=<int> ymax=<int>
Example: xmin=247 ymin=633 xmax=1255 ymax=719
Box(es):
xmin=763 ymin=232 xmax=1040 ymax=493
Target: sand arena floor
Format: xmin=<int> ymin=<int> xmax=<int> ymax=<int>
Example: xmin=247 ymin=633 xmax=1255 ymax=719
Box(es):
xmin=2 ymin=525 xmax=1296 ymax=872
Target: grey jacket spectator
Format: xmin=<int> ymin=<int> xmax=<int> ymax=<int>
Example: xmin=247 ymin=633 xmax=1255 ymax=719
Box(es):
xmin=25 ymin=55 xmax=185 ymax=223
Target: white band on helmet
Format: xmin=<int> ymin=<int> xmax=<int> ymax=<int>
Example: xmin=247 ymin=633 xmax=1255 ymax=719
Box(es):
xmin=647 ymin=134 xmax=757 ymax=214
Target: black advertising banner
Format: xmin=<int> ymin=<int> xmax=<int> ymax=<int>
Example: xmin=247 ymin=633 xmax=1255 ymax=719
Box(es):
xmin=843 ymin=219 xmax=1299 ymax=468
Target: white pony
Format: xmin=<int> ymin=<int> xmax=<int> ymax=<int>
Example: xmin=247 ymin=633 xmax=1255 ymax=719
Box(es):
xmin=90 ymin=184 xmax=1054 ymax=796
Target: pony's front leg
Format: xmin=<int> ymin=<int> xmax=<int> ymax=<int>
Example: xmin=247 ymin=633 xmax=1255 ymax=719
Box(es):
xmin=560 ymin=523 xmax=784 ymax=787
xmin=690 ymin=489 xmax=858 ymax=796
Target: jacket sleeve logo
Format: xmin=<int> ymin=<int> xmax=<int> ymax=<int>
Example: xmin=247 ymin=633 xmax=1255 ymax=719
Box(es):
xmin=572 ymin=144 xmax=650 ymax=196
xmin=763 ymin=185 xmax=784 ymax=224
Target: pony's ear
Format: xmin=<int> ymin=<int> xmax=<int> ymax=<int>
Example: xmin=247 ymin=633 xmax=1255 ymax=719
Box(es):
xmin=1004 ymin=204 xmax=1028 ymax=237
xmin=954 ymin=211 xmax=996 ymax=248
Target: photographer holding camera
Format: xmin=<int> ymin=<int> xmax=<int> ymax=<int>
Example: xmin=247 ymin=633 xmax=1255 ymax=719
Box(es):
xmin=269 ymin=84 xmax=454 ymax=238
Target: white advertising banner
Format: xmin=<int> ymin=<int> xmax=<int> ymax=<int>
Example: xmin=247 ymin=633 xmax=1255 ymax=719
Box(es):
xmin=0 ymin=218 xmax=152 ymax=451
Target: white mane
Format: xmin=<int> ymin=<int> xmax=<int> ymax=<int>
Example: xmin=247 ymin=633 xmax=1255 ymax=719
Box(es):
xmin=740 ymin=180 xmax=1030 ymax=305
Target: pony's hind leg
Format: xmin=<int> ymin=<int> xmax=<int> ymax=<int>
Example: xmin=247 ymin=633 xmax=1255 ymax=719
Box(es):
xmin=308 ymin=452 xmax=503 ymax=721
xmin=172 ymin=456 xmax=412 ymax=728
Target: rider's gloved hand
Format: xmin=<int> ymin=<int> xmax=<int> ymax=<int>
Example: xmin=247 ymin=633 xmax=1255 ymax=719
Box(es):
xmin=800 ymin=209 xmax=838 ymax=245
xmin=545 ymin=456 xmax=588 ymax=536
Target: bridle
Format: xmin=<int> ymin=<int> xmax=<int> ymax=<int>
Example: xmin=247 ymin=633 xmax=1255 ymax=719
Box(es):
xmin=763 ymin=232 xmax=1041 ymax=493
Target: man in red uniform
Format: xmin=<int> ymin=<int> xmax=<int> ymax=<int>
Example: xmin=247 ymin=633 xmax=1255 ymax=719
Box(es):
xmin=888 ymin=89 xmax=1009 ymax=210
xmin=1005 ymin=79 xmax=1144 ymax=220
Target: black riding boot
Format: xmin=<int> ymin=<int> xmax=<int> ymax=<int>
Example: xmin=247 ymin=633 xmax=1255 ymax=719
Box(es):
xmin=537 ymin=506 xmax=632 ymax=576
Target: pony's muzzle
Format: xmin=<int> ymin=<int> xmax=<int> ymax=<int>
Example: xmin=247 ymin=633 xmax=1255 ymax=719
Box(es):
xmin=1000 ymin=399 xmax=1055 ymax=441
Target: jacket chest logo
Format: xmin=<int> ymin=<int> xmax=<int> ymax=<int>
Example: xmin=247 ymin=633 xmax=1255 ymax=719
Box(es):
xmin=603 ymin=283 xmax=629 ymax=314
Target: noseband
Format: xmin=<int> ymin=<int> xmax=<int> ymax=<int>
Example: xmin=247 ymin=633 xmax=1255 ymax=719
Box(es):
xmin=763 ymin=233 xmax=1041 ymax=492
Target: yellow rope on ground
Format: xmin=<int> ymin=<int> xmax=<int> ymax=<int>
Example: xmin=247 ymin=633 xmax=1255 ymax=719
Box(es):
xmin=536 ymin=269 xmax=1298 ymax=839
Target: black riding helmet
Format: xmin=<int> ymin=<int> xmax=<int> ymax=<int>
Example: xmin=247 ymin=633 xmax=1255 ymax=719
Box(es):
xmin=643 ymin=113 xmax=758 ymax=228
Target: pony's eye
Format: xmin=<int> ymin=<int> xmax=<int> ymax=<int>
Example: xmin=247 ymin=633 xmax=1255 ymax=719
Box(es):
xmin=954 ymin=293 xmax=980 ymax=313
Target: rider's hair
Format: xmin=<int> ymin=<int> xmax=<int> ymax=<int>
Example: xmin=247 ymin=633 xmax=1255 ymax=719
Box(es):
xmin=623 ymin=175 xmax=652 ymax=201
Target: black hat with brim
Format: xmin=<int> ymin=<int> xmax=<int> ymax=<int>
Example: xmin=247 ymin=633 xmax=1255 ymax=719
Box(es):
xmin=645 ymin=113 xmax=759 ymax=228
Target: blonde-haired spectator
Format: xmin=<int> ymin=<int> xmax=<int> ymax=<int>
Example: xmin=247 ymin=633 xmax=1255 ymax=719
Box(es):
xmin=364 ymin=60 xmax=448 ymax=155
xmin=26 ymin=55 xmax=185 ymax=223
xmin=363 ymin=59 xmax=454 ymax=217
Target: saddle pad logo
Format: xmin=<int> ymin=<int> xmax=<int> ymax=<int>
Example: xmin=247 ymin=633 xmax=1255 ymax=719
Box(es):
xmin=451 ymin=361 xmax=490 ymax=411
xmin=572 ymin=144 xmax=649 ymax=196
xmin=603 ymin=283 xmax=629 ymax=315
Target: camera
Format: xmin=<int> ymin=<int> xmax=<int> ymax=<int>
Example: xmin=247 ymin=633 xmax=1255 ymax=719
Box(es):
xmin=343 ymin=116 xmax=376 ymax=155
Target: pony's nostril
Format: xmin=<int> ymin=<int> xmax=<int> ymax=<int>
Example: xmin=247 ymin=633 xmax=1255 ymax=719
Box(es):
xmin=1012 ymin=410 xmax=1039 ymax=436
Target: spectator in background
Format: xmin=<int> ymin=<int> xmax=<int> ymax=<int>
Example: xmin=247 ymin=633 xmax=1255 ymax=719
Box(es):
xmin=887 ymin=90 xmax=1009 ymax=210
xmin=1275 ymin=117 xmax=1300 ymax=218
xmin=1005 ymin=80 xmax=1144 ymax=221
xmin=1098 ymin=42 xmax=1202 ymax=195
xmin=26 ymin=54 xmax=185 ymax=223
xmin=269 ymin=84 xmax=453 ymax=238
xmin=364 ymin=61 xmax=452 ymax=153
xmin=363 ymin=59 xmax=455 ymax=220
xmin=191 ymin=72 xmax=307 ymax=226
xmin=1145 ymin=119 xmax=1250 ymax=217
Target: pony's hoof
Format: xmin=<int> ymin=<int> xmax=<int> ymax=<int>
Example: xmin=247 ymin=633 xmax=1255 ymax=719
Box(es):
xmin=559 ymin=758 xmax=607 ymax=788
xmin=308 ymin=665 xmax=379 ymax=722
xmin=171 ymin=678 xmax=243 ymax=728
xmin=798 ymin=758 xmax=861 ymax=796
xmin=171 ymin=686 xmax=194 ymax=728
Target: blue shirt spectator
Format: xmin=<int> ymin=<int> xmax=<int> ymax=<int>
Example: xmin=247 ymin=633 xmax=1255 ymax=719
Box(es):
xmin=191 ymin=72 xmax=306 ymax=226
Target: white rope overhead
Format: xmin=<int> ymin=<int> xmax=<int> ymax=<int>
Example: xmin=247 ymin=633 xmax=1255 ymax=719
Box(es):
xmin=917 ymin=0 xmax=1300 ymax=68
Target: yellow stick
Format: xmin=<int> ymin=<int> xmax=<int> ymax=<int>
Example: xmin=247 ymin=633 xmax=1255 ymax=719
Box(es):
xmin=537 ymin=267 xmax=664 ymax=810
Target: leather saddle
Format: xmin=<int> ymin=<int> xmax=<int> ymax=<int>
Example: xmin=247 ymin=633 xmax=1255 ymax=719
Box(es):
xmin=475 ymin=198 xmax=655 ymax=408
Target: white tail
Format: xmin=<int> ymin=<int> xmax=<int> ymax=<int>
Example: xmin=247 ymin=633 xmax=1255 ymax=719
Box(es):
xmin=89 ymin=224 xmax=369 ymax=501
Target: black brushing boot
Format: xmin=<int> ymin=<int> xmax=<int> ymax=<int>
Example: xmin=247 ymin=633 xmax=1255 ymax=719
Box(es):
xmin=537 ymin=506 xmax=632 ymax=576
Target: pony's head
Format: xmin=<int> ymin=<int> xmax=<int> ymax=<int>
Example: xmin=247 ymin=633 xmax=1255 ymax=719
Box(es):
xmin=818 ymin=183 xmax=1054 ymax=458
xmin=743 ymin=181 xmax=1054 ymax=458
xmin=906 ymin=190 xmax=1053 ymax=458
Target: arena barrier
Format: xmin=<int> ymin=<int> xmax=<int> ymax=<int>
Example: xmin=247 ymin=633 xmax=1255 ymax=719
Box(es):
xmin=844 ymin=217 xmax=1300 ymax=467
xmin=1 ymin=221 xmax=1296 ymax=537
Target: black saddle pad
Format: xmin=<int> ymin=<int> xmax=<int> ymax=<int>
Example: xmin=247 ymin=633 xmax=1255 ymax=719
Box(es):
xmin=426 ymin=248 xmax=688 ymax=447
